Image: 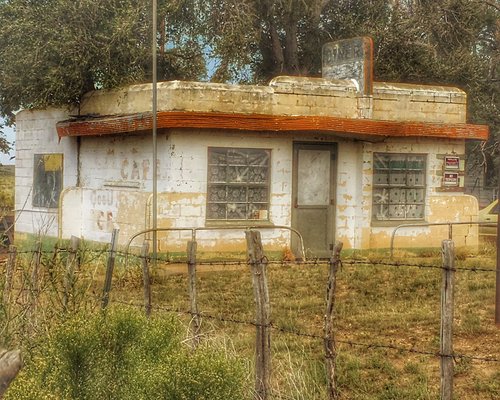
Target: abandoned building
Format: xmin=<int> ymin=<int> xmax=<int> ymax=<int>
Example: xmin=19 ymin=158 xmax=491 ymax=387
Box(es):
xmin=14 ymin=38 xmax=488 ymax=257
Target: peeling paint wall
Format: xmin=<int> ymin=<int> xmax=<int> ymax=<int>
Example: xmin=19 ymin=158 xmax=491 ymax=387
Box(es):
xmin=58 ymin=130 xmax=477 ymax=252
xmin=63 ymin=130 xmax=295 ymax=251
xmin=15 ymin=78 xmax=479 ymax=252
xmin=373 ymin=82 xmax=466 ymax=124
xmin=78 ymin=78 xmax=468 ymax=126
xmin=362 ymin=138 xmax=478 ymax=249
xmin=15 ymin=109 xmax=77 ymax=240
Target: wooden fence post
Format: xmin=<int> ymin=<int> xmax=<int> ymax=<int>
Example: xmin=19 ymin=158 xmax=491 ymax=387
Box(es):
xmin=187 ymin=240 xmax=201 ymax=347
xmin=63 ymin=236 xmax=80 ymax=312
xmin=141 ymin=241 xmax=152 ymax=317
xmin=29 ymin=241 xmax=43 ymax=319
xmin=101 ymin=229 xmax=119 ymax=310
xmin=440 ymin=240 xmax=455 ymax=400
xmin=0 ymin=348 xmax=22 ymax=397
xmin=246 ymin=230 xmax=270 ymax=400
xmin=325 ymin=241 xmax=343 ymax=400
xmin=3 ymin=246 xmax=16 ymax=307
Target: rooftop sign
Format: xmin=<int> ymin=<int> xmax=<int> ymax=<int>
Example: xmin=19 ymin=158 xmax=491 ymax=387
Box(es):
xmin=322 ymin=37 xmax=373 ymax=95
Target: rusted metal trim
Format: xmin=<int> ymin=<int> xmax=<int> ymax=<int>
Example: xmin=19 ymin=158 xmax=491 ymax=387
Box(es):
xmin=124 ymin=225 xmax=306 ymax=265
xmin=390 ymin=221 xmax=496 ymax=259
xmin=56 ymin=111 xmax=489 ymax=140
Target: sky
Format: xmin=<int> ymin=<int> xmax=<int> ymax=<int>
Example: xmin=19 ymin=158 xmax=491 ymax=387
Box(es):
xmin=0 ymin=118 xmax=15 ymax=165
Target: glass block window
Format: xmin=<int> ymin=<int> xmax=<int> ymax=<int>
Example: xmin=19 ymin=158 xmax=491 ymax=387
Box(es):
xmin=207 ymin=148 xmax=270 ymax=221
xmin=372 ymin=153 xmax=426 ymax=221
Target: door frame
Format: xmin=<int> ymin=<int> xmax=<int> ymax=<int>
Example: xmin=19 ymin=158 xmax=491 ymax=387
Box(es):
xmin=291 ymin=142 xmax=337 ymax=258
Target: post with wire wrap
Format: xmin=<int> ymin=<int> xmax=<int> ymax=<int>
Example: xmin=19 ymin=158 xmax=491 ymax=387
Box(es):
xmin=246 ymin=230 xmax=270 ymax=400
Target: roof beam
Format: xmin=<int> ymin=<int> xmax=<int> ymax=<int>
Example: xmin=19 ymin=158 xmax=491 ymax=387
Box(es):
xmin=56 ymin=111 xmax=489 ymax=141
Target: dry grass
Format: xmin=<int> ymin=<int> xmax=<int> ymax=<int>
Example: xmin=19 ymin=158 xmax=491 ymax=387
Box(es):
xmin=1 ymin=243 xmax=499 ymax=399
xmin=109 ymin=248 xmax=499 ymax=399
xmin=0 ymin=165 xmax=14 ymax=213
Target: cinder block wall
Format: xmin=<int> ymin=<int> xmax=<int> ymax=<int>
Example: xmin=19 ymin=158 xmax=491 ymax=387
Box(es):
xmin=15 ymin=109 xmax=77 ymax=241
xmin=17 ymin=78 xmax=476 ymax=251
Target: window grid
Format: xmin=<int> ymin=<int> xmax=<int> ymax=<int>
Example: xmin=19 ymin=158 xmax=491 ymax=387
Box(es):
xmin=207 ymin=148 xmax=270 ymax=221
xmin=372 ymin=153 xmax=426 ymax=221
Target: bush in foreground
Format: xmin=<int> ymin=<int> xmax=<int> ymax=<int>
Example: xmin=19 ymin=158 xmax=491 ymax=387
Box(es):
xmin=5 ymin=308 xmax=247 ymax=399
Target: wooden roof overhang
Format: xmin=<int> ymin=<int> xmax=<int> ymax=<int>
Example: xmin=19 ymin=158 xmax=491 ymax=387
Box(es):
xmin=56 ymin=111 xmax=489 ymax=141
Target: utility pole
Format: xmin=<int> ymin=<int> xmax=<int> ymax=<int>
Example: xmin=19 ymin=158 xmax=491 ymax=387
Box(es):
xmin=495 ymin=157 xmax=500 ymax=325
xmin=152 ymin=0 xmax=158 ymax=268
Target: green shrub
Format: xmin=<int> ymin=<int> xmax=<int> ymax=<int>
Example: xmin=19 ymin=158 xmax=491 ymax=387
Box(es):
xmin=5 ymin=307 xmax=247 ymax=399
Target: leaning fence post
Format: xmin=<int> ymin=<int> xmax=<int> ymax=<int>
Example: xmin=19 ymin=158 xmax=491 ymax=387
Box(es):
xmin=101 ymin=229 xmax=119 ymax=310
xmin=246 ymin=230 xmax=270 ymax=400
xmin=0 ymin=348 xmax=22 ymax=397
xmin=63 ymin=236 xmax=80 ymax=312
xmin=325 ymin=241 xmax=343 ymax=400
xmin=440 ymin=240 xmax=455 ymax=400
xmin=141 ymin=241 xmax=152 ymax=317
xmin=3 ymin=246 xmax=16 ymax=307
xmin=29 ymin=240 xmax=43 ymax=320
xmin=187 ymin=240 xmax=201 ymax=347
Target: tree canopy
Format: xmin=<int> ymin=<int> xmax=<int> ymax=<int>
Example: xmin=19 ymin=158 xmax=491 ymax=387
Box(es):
xmin=0 ymin=0 xmax=498 ymax=172
xmin=0 ymin=122 xmax=10 ymax=155
xmin=0 ymin=0 xmax=205 ymax=118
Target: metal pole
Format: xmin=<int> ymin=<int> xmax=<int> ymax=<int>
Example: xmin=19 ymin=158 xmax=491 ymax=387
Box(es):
xmin=152 ymin=0 xmax=158 ymax=268
xmin=495 ymin=159 xmax=500 ymax=325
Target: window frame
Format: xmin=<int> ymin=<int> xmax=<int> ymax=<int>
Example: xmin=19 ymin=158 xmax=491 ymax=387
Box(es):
xmin=206 ymin=147 xmax=272 ymax=225
xmin=371 ymin=152 xmax=427 ymax=224
xmin=32 ymin=153 xmax=64 ymax=209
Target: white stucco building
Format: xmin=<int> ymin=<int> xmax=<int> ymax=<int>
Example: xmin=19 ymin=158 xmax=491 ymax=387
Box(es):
xmin=14 ymin=39 xmax=488 ymax=257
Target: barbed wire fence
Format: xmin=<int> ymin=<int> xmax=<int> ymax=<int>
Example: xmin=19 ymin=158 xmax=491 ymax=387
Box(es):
xmin=1 ymin=230 xmax=499 ymax=400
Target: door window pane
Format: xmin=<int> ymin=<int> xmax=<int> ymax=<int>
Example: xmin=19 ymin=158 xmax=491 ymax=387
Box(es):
xmin=297 ymin=149 xmax=330 ymax=206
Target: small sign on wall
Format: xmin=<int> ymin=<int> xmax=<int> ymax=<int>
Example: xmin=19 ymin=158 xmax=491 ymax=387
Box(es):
xmin=444 ymin=156 xmax=460 ymax=170
xmin=438 ymin=154 xmax=464 ymax=192
xmin=443 ymin=172 xmax=459 ymax=186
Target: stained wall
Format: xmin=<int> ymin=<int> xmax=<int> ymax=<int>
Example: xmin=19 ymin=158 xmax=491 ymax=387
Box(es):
xmin=15 ymin=78 xmax=478 ymax=252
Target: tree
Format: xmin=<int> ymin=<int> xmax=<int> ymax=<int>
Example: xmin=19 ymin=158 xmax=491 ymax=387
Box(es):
xmin=203 ymin=0 xmax=499 ymax=181
xmin=201 ymin=0 xmax=394 ymax=82
xmin=1 ymin=0 xmax=497 ymax=179
xmin=0 ymin=123 xmax=11 ymax=155
xmin=0 ymin=0 xmax=206 ymax=119
xmin=369 ymin=1 xmax=499 ymax=179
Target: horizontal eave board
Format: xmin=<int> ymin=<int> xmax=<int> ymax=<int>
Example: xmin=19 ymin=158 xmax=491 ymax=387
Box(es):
xmin=56 ymin=111 xmax=489 ymax=140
